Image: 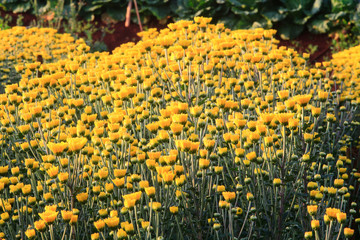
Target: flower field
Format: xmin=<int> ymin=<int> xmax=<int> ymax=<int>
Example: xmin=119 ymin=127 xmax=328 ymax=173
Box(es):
xmin=0 ymin=17 xmax=359 ymax=240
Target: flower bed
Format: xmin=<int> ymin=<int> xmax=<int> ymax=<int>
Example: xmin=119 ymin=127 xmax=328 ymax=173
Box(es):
xmin=0 ymin=17 xmax=359 ymax=240
xmin=0 ymin=26 xmax=87 ymax=93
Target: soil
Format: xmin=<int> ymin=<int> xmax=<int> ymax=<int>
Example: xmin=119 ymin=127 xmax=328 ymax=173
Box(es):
xmin=278 ymin=30 xmax=333 ymax=63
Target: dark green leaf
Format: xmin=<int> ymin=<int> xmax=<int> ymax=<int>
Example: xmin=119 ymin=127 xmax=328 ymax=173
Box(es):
xmin=293 ymin=13 xmax=311 ymax=25
xmin=278 ymin=22 xmax=304 ymax=40
xmin=231 ymin=6 xmax=258 ymax=15
xmin=331 ymin=0 xmax=355 ymax=12
xmin=82 ymin=12 xmax=95 ymax=21
xmin=92 ymin=0 xmax=112 ymax=4
xmin=12 ymin=2 xmax=30 ymax=13
xmin=262 ymin=10 xmax=285 ymax=22
xmin=227 ymin=0 xmax=257 ymax=8
xmin=280 ymin=0 xmax=308 ymax=11
xmin=252 ymin=17 xmax=271 ymax=28
xmin=83 ymin=4 xmax=102 ymax=13
xmin=106 ymin=7 xmax=126 ymax=21
xmin=146 ymin=5 xmax=171 ymax=19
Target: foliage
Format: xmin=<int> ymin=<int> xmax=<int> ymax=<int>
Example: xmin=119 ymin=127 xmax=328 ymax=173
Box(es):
xmin=1 ymin=0 xmax=360 ymax=39
xmin=0 ymin=18 xmax=359 ymax=240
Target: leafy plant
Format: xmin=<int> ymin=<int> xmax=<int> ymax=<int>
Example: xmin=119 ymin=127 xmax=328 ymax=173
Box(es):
xmin=307 ymin=44 xmax=319 ymax=55
xmin=1 ymin=0 xmax=360 ymax=40
xmin=0 ymin=14 xmax=11 ymax=30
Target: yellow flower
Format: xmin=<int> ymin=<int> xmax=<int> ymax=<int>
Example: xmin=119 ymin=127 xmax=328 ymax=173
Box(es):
xmin=113 ymin=178 xmax=125 ymax=188
xmin=336 ymin=212 xmax=346 ymax=224
xmin=30 ymin=106 xmax=42 ymax=117
xmin=117 ymin=229 xmax=127 ymax=239
xmin=199 ymin=158 xmax=210 ymax=170
xmin=0 ymin=166 xmax=8 ymax=175
xmin=295 ymin=94 xmax=312 ymax=107
xmin=307 ymin=205 xmax=317 ymax=216
xmin=277 ymin=90 xmax=289 ymax=100
xmin=91 ymin=233 xmax=100 ymax=240
xmin=219 ymin=200 xmax=229 ymax=209
xmin=304 ymin=231 xmax=313 ymax=239
xmin=150 ymin=202 xmax=162 ymax=211
xmin=104 ymin=216 xmax=119 ymax=229
xmin=145 ymin=187 xmax=156 ymax=198
xmin=326 ymin=208 xmax=340 ymax=220
xmin=58 ymin=172 xmax=69 ymax=183
xmin=67 ymin=137 xmax=87 ymax=152
xmin=169 ymin=206 xmax=179 ymax=214
xmin=61 ymin=210 xmax=73 ymax=222
xmin=246 ymin=192 xmax=254 ymax=201
xmin=172 ymin=114 xmax=188 ymax=124
xmin=1 ymin=212 xmax=9 ymax=221
xmin=273 ymin=178 xmax=282 ymax=187
xmin=47 ymin=142 xmax=68 ymax=156
xmin=76 ymin=192 xmax=88 ymax=203
xmin=21 ymin=184 xmax=31 ymax=196
xmin=39 ymin=210 xmax=58 ymax=224
xmin=213 ymin=223 xmax=221 ymax=230
xmin=318 ymin=90 xmax=328 ymax=102
xmin=311 ymin=220 xmax=320 ymax=230
xmin=163 ymin=171 xmax=175 ymax=185
xmin=222 ymin=191 xmax=236 ymax=202
xmin=18 ymin=124 xmax=31 ymax=134
xmin=288 ymin=118 xmax=299 ymax=130
xmin=276 ymin=113 xmax=294 ymax=125
xmin=124 ymin=222 xmax=135 ymax=234
xmin=25 ymin=228 xmax=36 ymax=239
xmin=344 ymin=228 xmax=354 ymax=238
xmin=47 ymin=166 xmax=59 ymax=179
xmin=94 ymin=219 xmax=105 ymax=231
xmin=98 ymin=167 xmax=109 ymax=180
xmin=334 ymin=179 xmax=344 ymax=188
xmin=246 ymin=152 xmax=257 ymax=162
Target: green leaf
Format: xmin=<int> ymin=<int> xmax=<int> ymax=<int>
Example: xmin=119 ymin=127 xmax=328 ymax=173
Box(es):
xmin=38 ymin=0 xmax=51 ymax=14
xmin=311 ymin=0 xmax=322 ymax=15
xmin=308 ymin=18 xmax=331 ymax=33
xmin=106 ymin=7 xmax=126 ymax=21
xmin=231 ymin=6 xmax=258 ymax=16
xmin=145 ymin=5 xmax=171 ymax=19
xmin=331 ymin=0 xmax=354 ymax=12
xmin=228 ymin=0 xmax=257 ymax=8
xmin=326 ymin=11 xmax=346 ymax=20
xmin=170 ymin=0 xmax=194 ymax=18
xmin=92 ymin=0 xmax=112 ymax=4
xmin=262 ymin=10 xmax=285 ymax=22
xmin=278 ymin=22 xmax=304 ymax=40
xmin=83 ymin=4 xmax=103 ymax=13
xmin=12 ymin=2 xmax=30 ymax=13
xmin=141 ymin=0 xmax=165 ymax=4
xmin=82 ymin=12 xmax=95 ymax=22
xmin=293 ymin=13 xmax=311 ymax=25
xmin=280 ymin=0 xmax=306 ymax=11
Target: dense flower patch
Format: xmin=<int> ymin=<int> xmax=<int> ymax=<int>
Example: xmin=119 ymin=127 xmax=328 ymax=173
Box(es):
xmin=0 ymin=26 xmax=87 ymax=91
xmin=0 ymin=17 xmax=359 ymax=240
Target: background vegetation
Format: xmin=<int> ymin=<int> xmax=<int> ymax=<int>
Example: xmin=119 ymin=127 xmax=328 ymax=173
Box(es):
xmin=1 ymin=0 xmax=360 ymax=41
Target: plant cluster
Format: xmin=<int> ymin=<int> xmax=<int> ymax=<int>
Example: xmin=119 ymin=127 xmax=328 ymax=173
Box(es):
xmin=0 ymin=26 xmax=83 ymax=92
xmin=0 ymin=17 xmax=359 ymax=240
xmin=2 ymin=0 xmax=360 ymax=40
